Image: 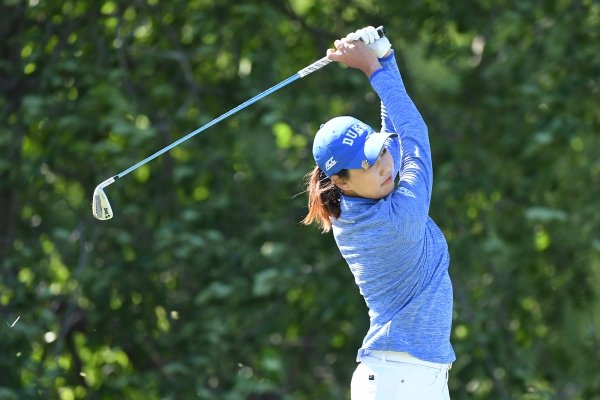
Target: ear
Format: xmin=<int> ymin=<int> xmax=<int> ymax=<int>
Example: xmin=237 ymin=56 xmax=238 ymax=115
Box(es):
xmin=332 ymin=174 xmax=351 ymax=191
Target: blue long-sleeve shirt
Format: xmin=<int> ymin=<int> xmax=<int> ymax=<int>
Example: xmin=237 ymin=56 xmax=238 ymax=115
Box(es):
xmin=331 ymin=52 xmax=455 ymax=364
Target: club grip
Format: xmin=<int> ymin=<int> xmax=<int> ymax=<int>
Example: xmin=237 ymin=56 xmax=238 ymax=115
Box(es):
xmin=376 ymin=26 xmax=386 ymax=38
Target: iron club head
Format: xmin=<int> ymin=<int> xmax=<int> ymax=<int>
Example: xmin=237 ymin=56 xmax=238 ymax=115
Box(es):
xmin=92 ymin=178 xmax=115 ymax=220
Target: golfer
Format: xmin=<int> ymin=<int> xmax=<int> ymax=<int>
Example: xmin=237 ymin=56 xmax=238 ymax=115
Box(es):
xmin=302 ymin=27 xmax=455 ymax=399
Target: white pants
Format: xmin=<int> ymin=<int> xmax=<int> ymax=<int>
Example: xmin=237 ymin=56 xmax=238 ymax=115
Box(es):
xmin=351 ymin=351 xmax=451 ymax=400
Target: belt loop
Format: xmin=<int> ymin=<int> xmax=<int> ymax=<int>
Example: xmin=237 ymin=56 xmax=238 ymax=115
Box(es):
xmin=382 ymin=352 xmax=387 ymax=362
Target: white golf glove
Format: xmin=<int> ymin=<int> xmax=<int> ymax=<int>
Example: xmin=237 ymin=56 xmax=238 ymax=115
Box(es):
xmin=346 ymin=26 xmax=391 ymax=58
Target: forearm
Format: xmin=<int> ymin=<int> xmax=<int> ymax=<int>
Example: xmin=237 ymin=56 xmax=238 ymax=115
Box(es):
xmin=371 ymin=66 xmax=433 ymax=198
xmin=377 ymin=51 xmax=402 ymax=133
xmin=370 ymin=67 xmax=429 ymax=148
xmin=379 ymin=50 xmax=401 ymax=82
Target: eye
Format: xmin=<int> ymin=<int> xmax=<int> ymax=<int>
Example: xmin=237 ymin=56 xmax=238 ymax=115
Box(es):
xmin=379 ymin=147 xmax=387 ymax=157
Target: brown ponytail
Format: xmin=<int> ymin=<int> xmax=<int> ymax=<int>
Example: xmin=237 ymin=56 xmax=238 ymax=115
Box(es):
xmin=301 ymin=166 xmax=349 ymax=233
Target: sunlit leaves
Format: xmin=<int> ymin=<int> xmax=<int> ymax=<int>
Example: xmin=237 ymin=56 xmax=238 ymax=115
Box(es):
xmin=1 ymin=0 xmax=599 ymax=399
xmin=272 ymin=122 xmax=307 ymax=150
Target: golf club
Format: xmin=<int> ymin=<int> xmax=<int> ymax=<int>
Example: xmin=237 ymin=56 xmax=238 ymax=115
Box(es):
xmin=92 ymin=27 xmax=385 ymax=220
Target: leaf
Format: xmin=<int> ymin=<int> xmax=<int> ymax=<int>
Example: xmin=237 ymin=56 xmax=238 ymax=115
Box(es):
xmin=524 ymin=207 xmax=568 ymax=222
xmin=252 ymin=268 xmax=280 ymax=297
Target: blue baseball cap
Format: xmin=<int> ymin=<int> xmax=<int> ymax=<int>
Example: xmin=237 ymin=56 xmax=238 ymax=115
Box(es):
xmin=313 ymin=116 xmax=397 ymax=177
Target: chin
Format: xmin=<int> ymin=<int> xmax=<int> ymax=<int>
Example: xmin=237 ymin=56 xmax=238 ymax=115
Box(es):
xmin=373 ymin=189 xmax=393 ymax=200
xmin=382 ymin=187 xmax=394 ymax=198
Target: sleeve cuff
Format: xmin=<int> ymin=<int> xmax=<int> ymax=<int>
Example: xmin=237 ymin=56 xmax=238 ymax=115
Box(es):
xmin=369 ymin=67 xmax=386 ymax=83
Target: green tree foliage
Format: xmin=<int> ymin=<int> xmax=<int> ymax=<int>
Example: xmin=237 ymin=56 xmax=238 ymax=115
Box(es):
xmin=1 ymin=0 xmax=598 ymax=399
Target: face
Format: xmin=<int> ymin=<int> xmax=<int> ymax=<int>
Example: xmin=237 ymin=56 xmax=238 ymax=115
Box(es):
xmin=333 ymin=146 xmax=395 ymax=200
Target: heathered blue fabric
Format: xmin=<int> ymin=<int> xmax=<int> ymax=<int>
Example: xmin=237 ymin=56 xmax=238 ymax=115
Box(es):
xmin=331 ymin=51 xmax=456 ymax=364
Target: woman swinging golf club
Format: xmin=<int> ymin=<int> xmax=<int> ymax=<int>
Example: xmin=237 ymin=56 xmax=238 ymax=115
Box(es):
xmin=303 ymin=26 xmax=455 ymax=399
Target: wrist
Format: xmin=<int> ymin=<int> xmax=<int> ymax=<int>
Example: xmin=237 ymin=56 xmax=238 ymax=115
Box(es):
xmin=380 ymin=49 xmax=393 ymax=59
xmin=363 ymin=61 xmax=383 ymax=78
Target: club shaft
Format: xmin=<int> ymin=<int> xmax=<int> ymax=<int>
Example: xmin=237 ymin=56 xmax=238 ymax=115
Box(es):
xmin=101 ymin=26 xmax=384 ymax=185
xmin=114 ymin=57 xmax=332 ymax=181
